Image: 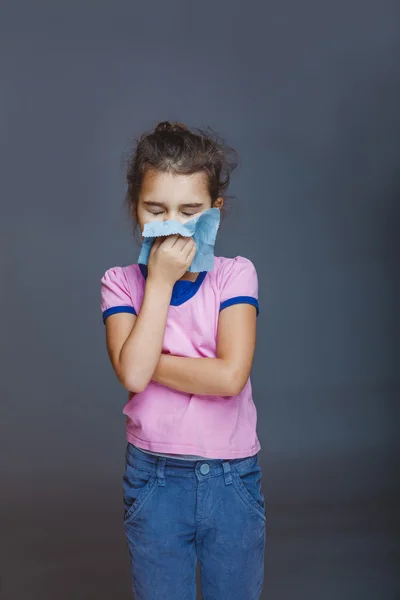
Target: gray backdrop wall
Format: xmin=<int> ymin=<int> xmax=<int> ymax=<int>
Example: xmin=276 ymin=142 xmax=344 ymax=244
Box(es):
xmin=1 ymin=1 xmax=398 ymax=599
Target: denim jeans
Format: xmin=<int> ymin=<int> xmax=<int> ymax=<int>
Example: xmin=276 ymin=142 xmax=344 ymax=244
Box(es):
xmin=123 ymin=443 xmax=266 ymax=599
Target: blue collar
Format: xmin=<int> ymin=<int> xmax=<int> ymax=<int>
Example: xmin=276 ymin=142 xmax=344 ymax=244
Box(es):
xmin=139 ymin=264 xmax=207 ymax=306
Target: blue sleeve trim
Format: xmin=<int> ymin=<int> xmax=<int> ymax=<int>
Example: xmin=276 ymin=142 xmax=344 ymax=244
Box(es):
xmin=219 ymin=296 xmax=259 ymax=316
xmin=102 ymin=305 xmax=137 ymax=324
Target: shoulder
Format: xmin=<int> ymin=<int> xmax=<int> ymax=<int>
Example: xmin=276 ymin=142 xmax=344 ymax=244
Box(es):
xmin=100 ymin=263 xmax=143 ymax=313
xmin=214 ymin=255 xmax=257 ymax=284
xmin=100 ymin=263 xmax=141 ymax=286
xmin=211 ymin=255 xmax=259 ymax=305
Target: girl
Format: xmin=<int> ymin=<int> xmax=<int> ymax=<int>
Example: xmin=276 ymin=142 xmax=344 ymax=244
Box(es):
xmin=100 ymin=121 xmax=266 ymax=599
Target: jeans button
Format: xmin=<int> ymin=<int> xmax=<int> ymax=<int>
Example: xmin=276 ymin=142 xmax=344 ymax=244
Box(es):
xmin=200 ymin=463 xmax=210 ymax=475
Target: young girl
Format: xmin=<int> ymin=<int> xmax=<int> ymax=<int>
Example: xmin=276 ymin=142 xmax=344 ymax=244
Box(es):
xmin=100 ymin=121 xmax=266 ymax=599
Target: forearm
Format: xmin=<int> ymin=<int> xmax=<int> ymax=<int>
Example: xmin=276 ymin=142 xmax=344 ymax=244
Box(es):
xmin=119 ymin=277 xmax=172 ymax=392
xmin=152 ymin=354 xmax=241 ymax=396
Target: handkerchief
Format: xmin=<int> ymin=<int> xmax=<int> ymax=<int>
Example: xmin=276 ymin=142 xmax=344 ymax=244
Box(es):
xmin=137 ymin=207 xmax=220 ymax=272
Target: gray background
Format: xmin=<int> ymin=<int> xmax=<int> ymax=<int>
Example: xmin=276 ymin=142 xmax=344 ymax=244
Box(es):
xmin=1 ymin=1 xmax=399 ymax=598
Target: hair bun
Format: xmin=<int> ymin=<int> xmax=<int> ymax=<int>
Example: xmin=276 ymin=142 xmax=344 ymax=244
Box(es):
xmin=154 ymin=121 xmax=190 ymax=134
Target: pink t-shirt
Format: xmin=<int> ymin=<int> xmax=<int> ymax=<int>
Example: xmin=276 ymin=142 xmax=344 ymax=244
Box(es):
xmin=100 ymin=256 xmax=261 ymax=459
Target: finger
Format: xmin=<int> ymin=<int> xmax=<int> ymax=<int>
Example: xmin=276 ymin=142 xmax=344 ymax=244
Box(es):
xmin=185 ymin=240 xmax=197 ymax=260
xmin=178 ymin=236 xmax=193 ymax=251
xmin=149 ymin=237 xmax=163 ymax=255
xmin=161 ymin=234 xmax=181 ymax=248
xmin=171 ymin=234 xmax=191 ymax=249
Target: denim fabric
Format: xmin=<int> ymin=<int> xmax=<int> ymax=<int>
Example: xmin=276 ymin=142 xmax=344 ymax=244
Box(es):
xmin=122 ymin=443 xmax=266 ymax=599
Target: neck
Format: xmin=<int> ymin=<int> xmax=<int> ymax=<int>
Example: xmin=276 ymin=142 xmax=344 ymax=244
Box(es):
xmin=180 ymin=271 xmax=199 ymax=282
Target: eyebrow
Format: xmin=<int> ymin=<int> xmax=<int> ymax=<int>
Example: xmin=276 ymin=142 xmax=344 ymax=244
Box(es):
xmin=143 ymin=201 xmax=204 ymax=208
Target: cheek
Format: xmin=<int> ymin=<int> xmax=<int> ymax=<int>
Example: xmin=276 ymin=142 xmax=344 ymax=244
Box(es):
xmin=135 ymin=206 xmax=149 ymax=233
xmin=136 ymin=211 xmax=161 ymax=238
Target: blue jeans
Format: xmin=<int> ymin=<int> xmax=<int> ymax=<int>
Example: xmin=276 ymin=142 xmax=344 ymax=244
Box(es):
xmin=123 ymin=443 xmax=266 ymax=599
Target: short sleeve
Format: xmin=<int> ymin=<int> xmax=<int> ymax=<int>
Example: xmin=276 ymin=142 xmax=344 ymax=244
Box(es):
xmin=219 ymin=256 xmax=259 ymax=316
xmin=100 ymin=266 xmax=137 ymax=324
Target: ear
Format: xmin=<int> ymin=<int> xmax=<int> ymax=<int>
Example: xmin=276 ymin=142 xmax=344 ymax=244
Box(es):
xmin=213 ymin=196 xmax=224 ymax=210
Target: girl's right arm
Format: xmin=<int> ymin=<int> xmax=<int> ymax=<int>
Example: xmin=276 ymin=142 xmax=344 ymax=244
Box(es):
xmin=104 ymin=234 xmax=196 ymax=393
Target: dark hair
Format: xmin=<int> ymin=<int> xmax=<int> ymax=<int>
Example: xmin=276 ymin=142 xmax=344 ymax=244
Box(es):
xmin=122 ymin=120 xmax=238 ymax=237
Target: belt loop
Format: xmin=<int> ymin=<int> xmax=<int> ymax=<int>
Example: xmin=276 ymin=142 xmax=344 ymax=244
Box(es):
xmin=222 ymin=461 xmax=232 ymax=485
xmin=156 ymin=457 xmax=166 ymax=486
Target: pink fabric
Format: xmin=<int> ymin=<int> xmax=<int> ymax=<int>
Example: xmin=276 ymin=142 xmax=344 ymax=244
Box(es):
xmin=100 ymin=256 xmax=261 ymax=459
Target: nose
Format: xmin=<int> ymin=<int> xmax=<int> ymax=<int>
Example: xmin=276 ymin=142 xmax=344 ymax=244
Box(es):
xmin=162 ymin=216 xmax=185 ymax=225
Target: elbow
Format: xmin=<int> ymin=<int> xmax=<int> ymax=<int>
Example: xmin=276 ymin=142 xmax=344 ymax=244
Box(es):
xmin=116 ymin=352 xmax=153 ymax=393
xmin=128 ymin=381 xmax=148 ymax=394
xmin=225 ymin=370 xmax=249 ymax=397
xmin=119 ymin=371 xmax=150 ymax=394
xmin=225 ymin=382 xmax=244 ymax=397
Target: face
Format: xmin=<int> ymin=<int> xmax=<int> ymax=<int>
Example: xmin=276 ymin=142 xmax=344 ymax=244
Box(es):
xmin=136 ymin=169 xmax=223 ymax=236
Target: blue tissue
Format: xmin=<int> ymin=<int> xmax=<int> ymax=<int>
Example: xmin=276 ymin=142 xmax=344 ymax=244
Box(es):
xmin=137 ymin=207 xmax=220 ymax=272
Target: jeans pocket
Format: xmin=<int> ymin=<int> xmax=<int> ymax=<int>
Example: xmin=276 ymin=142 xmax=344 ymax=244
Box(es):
xmin=122 ymin=460 xmax=157 ymax=524
xmin=232 ymin=456 xmax=266 ymax=521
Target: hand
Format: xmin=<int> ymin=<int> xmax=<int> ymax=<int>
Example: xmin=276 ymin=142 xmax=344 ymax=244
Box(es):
xmin=147 ymin=234 xmax=196 ymax=287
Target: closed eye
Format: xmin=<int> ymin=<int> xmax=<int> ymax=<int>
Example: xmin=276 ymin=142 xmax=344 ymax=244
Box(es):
xmin=148 ymin=211 xmax=197 ymax=217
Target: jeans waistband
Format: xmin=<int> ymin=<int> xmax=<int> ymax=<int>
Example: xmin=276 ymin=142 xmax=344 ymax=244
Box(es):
xmin=125 ymin=442 xmax=259 ymax=482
